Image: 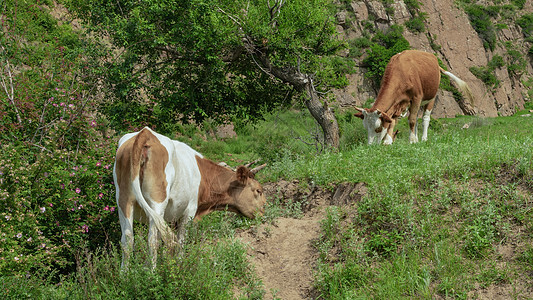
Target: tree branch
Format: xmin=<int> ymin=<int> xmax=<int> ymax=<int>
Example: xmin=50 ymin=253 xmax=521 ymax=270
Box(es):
xmin=0 ymin=45 xmax=22 ymax=124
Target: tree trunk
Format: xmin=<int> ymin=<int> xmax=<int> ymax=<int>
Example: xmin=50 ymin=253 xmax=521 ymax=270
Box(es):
xmin=250 ymin=52 xmax=340 ymax=148
xmin=303 ymin=78 xmax=339 ymax=149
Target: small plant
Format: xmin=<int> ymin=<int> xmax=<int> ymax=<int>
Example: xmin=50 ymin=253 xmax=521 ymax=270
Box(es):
xmin=462 ymin=4 xmax=499 ymax=51
xmin=403 ymin=0 xmax=427 ymax=33
xmin=469 ymin=55 xmax=505 ymax=90
xmin=363 ymin=25 xmax=411 ymax=86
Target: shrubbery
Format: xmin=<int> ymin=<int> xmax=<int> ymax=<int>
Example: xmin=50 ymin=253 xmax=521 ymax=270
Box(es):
xmin=362 ymin=25 xmax=411 ymax=86
xmin=0 ymin=0 xmax=119 ymax=277
xmin=0 ymin=133 xmax=118 ymax=276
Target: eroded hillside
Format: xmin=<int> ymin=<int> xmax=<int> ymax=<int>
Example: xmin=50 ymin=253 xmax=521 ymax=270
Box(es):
xmin=334 ymin=0 xmax=533 ymax=118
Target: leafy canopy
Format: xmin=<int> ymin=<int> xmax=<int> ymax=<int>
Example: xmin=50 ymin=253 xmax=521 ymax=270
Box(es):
xmin=66 ymin=0 xmax=350 ymax=134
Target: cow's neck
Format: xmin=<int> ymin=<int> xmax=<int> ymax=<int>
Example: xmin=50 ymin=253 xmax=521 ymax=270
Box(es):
xmin=374 ymin=82 xmax=406 ymax=116
xmin=194 ymin=156 xmax=240 ymax=219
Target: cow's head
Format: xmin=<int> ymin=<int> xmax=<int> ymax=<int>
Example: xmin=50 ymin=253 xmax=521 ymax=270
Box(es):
xmin=355 ymin=107 xmax=393 ymax=145
xmin=228 ymin=165 xmax=267 ymax=219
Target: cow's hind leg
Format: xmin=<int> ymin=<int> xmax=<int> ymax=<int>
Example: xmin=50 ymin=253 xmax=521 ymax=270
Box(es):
xmin=147 ymin=202 xmax=169 ymax=269
xmin=118 ymin=200 xmax=134 ymax=270
xmin=408 ymin=104 xmax=420 ymax=143
xmin=421 ymin=99 xmax=435 ymax=142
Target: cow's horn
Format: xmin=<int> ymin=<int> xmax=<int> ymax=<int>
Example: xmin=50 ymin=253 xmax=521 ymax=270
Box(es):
xmin=244 ymin=159 xmax=260 ymax=168
xmin=355 ymin=107 xmax=364 ymax=112
xmin=250 ymin=163 xmax=267 ymax=174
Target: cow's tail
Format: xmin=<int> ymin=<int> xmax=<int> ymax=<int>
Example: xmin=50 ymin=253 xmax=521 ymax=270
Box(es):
xmin=130 ymin=128 xmax=176 ymax=247
xmin=440 ymin=67 xmax=476 ymax=108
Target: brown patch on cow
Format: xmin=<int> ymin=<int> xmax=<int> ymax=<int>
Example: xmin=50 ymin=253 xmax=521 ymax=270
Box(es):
xmin=115 ymin=129 xmax=169 ymax=219
xmin=375 ymin=50 xmax=440 ymax=117
xmin=195 ymin=156 xmax=266 ymax=219
xmin=195 ymin=156 xmax=242 ymax=218
xmin=115 ymin=137 xmax=136 ymax=219
xmin=136 ymin=132 xmax=169 ymax=204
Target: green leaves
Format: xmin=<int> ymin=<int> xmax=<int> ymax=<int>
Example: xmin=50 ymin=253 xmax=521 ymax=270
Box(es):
xmin=64 ymin=0 xmax=347 ymax=133
xmin=362 ymin=25 xmax=411 ymax=86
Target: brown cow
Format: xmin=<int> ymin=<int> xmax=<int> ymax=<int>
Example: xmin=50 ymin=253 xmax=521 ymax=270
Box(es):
xmin=113 ymin=127 xmax=267 ymax=268
xmin=355 ymin=50 xmax=475 ymax=144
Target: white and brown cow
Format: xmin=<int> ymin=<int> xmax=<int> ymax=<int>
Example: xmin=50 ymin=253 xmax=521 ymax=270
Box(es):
xmin=355 ymin=50 xmax=475 ymax=145
xmin=113 ymin=127 xmax=267 ymax=267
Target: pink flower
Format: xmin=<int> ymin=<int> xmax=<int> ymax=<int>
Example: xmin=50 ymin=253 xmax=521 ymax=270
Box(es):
xmin=75 ymin=188 xmax=81 ymax=194
xmin=81 ymin=225 xmax=89 ymax=233
xmin=110 ymin=207 xmax=116 ymax=212
xmin=96 ymin=162 xmax=101 ymax=167
xmin=98 ymin=193 xmax=103 ymax=199
xmin=104 ymin=206 xmax=109 ymax=211
xmin=49 ymin=203 xmax=53 ymax=207
xmin=40 ymin=207 xmax=46 ymax=213
xmin=90 ymin=121 xmax=97 ymax=127
xmin=16 ymin=233 xmax=22 ymax=238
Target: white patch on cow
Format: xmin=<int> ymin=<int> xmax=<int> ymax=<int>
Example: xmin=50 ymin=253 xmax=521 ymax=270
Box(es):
xmin=383 ymin=134 xmax=393 ymax=145
xmin=421 ymin=109 xmax=432 ymax=142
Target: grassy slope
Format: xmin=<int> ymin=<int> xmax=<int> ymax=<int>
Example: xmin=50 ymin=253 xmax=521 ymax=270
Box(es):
xmin=3 ymin=110 xmax=532 ymax=299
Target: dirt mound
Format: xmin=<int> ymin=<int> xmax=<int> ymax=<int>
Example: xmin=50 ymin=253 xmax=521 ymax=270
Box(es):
xmin=236 ymin=180 xmax=367 ymax=299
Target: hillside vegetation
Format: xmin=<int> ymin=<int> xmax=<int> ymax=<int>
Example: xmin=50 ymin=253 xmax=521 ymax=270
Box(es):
xmin=1 ymin=0 xmax=532 ymax=299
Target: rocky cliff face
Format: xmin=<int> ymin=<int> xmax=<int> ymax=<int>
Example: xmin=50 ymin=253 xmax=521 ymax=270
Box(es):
xmin=334 ymin=0 xmax=533 ymax=118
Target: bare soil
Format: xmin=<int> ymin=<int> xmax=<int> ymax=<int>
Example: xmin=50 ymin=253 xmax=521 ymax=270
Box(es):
xmin=236 ymin=180 xmax=367 ymax=300
xmin=236 ymin=175 xmax=533 ymax=300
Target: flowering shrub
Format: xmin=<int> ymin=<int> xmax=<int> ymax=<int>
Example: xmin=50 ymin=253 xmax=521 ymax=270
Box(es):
xmin=0 ymin=0 xmax=121 ymax=277
xmin=0 ymin=128 xmax=120 ymax=276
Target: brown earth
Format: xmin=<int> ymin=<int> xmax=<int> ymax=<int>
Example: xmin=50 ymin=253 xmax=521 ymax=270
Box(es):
xmin=236 ymin=177 xmax=533 ymax=299
xmin=236 ymin=181 xmax=367 ymax=300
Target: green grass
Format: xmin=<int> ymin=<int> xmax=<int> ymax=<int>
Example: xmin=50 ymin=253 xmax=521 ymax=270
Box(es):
xmin=2 ymin=110 xmax=532 ymax=299
xmin=306 ymin=113 xmax=533 ymax=299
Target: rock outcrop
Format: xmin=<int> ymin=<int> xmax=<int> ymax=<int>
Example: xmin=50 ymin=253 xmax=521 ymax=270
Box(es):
xmin=334 ymin=0 xmax=533 ymax=118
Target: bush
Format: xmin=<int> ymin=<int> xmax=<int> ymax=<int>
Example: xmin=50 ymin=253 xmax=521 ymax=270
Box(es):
xmin=362 ymin=25 xmax=411 ymax=86
xmin=463 ymin=4 xmax=498 ymax=51
xmin=0 ymin=130 xmax=119 ymax=277
xmin=469 ymin=55 xmax=504 ymax=90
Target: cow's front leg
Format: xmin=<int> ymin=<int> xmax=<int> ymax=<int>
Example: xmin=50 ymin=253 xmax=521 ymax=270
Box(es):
xmin=383 ymin=119 xmax=397 ymax=145
xmin=421 ymin=99 xmax=435 ymax=142
xmin=408 ymin=113 xmax=419 ymax=143
xmin=175 ymin=215 xmax=189 ymax=249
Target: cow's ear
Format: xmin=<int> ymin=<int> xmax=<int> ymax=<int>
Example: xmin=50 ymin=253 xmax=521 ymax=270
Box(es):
xmin=354 ymin=112 xmax=364 ymax=119
xmin=236 ymin=166 xmax=252 ymax=183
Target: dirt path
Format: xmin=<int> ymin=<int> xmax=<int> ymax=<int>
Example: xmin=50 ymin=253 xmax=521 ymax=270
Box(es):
xmin=236 ymin=207 xmax=325 ymax=300
xmin=236 ymin=181 xmax=366 ymax=300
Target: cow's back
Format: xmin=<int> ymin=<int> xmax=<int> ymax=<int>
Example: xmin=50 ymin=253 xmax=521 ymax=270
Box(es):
xmin=391 ymin=50 xmax=440 ymax=100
